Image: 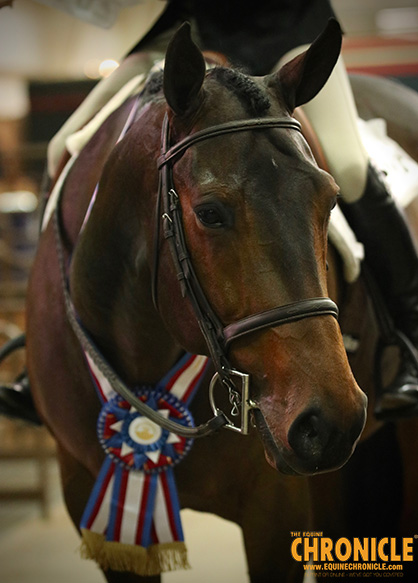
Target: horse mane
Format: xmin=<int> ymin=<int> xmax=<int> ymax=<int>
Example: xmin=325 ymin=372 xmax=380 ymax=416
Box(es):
xmin=141 ymin=65 xmax=271 ymax=117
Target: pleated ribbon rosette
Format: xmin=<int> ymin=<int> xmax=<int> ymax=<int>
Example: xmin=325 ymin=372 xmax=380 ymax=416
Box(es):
xmin=80 ymin=352 xmax=209 ymax=576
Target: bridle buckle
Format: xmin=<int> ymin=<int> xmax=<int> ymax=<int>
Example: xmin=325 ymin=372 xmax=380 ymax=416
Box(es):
xmin=209 ymin=369 xmax=258 ymax=435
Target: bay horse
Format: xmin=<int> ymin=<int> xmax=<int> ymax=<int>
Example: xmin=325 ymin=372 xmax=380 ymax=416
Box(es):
xmin=25 ymin=20 xmax=367 ymax=583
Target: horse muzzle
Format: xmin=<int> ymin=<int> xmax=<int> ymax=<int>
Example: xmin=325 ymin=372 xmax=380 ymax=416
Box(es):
xmin=253 ymin=392 xmax=367 ymax=476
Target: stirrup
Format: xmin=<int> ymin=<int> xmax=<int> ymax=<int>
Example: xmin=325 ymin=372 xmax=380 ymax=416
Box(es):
xmin=374 ymin=330 xmax=418 ymax=421
xmin=360 ymin=266 xmax=418 ymax=420
xmin=0 ymin=334 xmax=41 ymax=425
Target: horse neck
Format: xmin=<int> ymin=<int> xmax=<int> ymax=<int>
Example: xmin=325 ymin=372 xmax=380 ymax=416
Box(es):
xmin=69 ymin=120 xmax=183 ymax=386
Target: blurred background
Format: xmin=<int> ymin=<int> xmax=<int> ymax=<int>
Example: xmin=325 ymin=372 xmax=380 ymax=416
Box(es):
xmin=0 ymin=1 xmax=416 ymax=582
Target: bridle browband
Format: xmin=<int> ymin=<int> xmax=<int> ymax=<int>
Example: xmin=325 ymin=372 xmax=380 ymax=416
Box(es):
xmin=157 ymin=116 xmax=306 ymax=167
xmin=55 ymin=107 xmax=339 ymax=440
xmin=151 ymin=112 xmax=339 ymax=433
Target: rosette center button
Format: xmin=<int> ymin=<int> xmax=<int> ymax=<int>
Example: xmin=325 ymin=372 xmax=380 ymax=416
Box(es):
xmin=128 ymin=416 xmax=162 ymax=446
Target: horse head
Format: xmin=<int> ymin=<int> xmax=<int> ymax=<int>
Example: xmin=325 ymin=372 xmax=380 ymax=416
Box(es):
xmin=155 ymin=21 xmax=367 ymax=475
xmin=71 ymin=20 xmax=367 ymax=477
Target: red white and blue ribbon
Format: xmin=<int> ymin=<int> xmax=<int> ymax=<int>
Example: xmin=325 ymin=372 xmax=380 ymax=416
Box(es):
xmin=80 ymin=352 xmax=209 ymax=575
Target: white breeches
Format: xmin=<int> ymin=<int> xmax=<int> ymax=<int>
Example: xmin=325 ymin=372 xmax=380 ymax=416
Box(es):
xmin=278 ymin=47 xmax=369 ymax=202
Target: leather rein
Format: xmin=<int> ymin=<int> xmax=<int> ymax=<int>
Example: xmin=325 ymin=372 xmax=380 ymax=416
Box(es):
xmin=55 ymin=108 xmax=339 ymax=439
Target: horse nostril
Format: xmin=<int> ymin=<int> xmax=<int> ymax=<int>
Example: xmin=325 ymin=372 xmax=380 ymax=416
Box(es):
xmin=288 ymin=408 xmax=332 ymax=463
xmin=299 ymin=413 xmax=320 ymax=440
xmin=287 ymin=405 xmax=364 ymax=473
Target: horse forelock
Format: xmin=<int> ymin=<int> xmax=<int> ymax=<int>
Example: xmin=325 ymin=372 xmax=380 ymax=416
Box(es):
xmin=143 ymin=69 xmax=164 ymax=98
xmin=208 ymin=67 xmax=271 ymax=116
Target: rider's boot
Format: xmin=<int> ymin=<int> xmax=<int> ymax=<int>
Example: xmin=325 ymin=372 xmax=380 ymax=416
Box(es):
xmin=341 ymin=163 xmax=418 ymax=419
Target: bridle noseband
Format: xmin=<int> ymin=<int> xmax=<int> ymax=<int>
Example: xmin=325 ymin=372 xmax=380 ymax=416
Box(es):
xmin=151 ymin=112 xmax=339 ymax=434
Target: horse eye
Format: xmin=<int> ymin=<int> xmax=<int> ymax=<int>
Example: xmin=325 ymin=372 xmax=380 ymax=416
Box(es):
xmin=195 ymin=205 xmax=225 ymax=228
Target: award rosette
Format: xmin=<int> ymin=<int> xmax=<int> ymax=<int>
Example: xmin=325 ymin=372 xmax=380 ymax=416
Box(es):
xmin=80 ymin=352 xmax=209 ymax=576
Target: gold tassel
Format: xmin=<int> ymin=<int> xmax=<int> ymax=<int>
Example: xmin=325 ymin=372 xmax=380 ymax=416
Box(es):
xmin=80 ymin=529 xmax=190 ymax=576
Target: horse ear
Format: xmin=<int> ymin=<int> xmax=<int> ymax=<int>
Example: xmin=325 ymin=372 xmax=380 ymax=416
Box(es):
xmin=273 ymin=18 xmax=342 ymax=112
xmin=164 ymin=22 xmax=206 ymax=116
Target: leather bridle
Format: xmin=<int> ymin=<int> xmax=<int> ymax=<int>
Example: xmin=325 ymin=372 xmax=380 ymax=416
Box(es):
xmin=55 ymin=106 xmax=339 ymax=439
xmin=152 ymin=112 xmax=339 ymax=434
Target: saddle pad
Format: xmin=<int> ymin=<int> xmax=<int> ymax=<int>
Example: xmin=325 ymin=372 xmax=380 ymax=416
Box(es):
xmin=358 ymin=117 xmax=418 ymax=208
xmin=65 ymin=73 xmax=146 ymax=156
xmin=42 ymin=72 xmax=149 ymax=231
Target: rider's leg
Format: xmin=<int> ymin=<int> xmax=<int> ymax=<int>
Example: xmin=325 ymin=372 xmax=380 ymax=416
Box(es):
xmin=278 ymin=51 xmax=418 ymax=417
xmin=340 ymin=163 xmax=418 ymax=418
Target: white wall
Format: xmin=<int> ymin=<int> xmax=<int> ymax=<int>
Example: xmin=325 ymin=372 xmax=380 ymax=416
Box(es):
xmin=0 ymin=0 xmax=165 ymax=80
